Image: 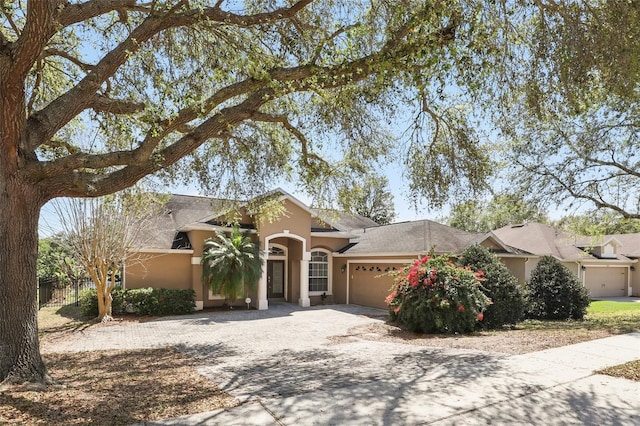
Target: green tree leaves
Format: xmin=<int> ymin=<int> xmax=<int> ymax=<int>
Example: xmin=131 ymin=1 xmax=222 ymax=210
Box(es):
xmin=337 ymin=174 xmax=396 ymax=225
xmin=445 ymin=193 xmax=548 ymax=233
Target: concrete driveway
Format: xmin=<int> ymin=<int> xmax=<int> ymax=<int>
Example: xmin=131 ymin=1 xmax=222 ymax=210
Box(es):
xmin=43 ymin=303 xmax=640 ymax=425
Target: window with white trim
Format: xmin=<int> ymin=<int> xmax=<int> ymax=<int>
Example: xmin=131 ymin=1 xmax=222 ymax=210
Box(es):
xmin=309 ymin=249 xmax=330 ymax=293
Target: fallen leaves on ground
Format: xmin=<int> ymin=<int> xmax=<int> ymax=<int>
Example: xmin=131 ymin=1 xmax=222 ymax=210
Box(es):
xmin=0 ymin=348 xmax=237 ymax=425
xmin=597 ymin=360 xmax=640 ymax=382
xmin=332 ymin=321 xmax=615 ymax=355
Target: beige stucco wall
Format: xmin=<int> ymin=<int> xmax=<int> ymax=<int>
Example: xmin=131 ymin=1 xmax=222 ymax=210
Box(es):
xmin=288 ymin=240 xmax=302 ymax=303
xmin=258 ymin=200 xmax=311 ymax=244
xmin=498 ymin=257 xmax=528 ymax=284
xmin=310 ymin=236 xmax=349 ymax=252
xmin=631 ymin=266 xmax=640 ymax=296
xmin=333 ymin=259 xmax=348 ymax=304
xmin=257 ymin=200 xmax=314 ymax=305
xmin=188 ymin=230 xmax=216 ymax=305
xmin=125 ymin=253 xmax=192 ymax=290
xmin=503 ymin=257 xmax=541 ymax=283
xmin=188 ymin=229 xmax=216 ymax=256
xmin=561 ymin=261 xmax=581 ymax=277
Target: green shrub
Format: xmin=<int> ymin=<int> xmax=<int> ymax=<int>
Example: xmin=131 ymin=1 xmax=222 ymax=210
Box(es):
xmin=151 ymin=288 xmax=196 ymax=315
xmin=79 ymin=288 xmax=125 ymax=318
xmin=124 ymin=287 xmax=157 ymax=315
xmin=526 ymin=255 xmax=590 ymax=320
xmin=122 ymin=288 xmax=195 ymax=315
xmin=386 ymin=255 xmax=490 ymax=334
xmin=79 ymin=287 xmax=195 ymax=317
xmin=110 ymin=289 xmax=126 ymax=314
xmin=79 ymin=289 xmax=98 ymax=318
xmin=458 ymin=244 xmax=525 ymax=328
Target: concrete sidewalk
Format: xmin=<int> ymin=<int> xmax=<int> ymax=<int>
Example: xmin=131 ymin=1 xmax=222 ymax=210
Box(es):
xmin=141 ymin=332 xmax=640 ymax=426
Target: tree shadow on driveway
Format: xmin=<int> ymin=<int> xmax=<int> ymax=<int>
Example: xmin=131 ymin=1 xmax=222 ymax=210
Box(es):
xmin=188 ymin=341 xmax=540 ymax=424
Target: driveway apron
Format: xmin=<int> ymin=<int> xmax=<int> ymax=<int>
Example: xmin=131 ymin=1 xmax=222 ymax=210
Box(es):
xmin=42 ymin=303 xmax=640 ymax=425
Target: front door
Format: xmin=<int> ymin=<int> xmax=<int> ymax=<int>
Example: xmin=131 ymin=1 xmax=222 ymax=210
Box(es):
xmin=267 ymin=260 xmax=285 ymax=299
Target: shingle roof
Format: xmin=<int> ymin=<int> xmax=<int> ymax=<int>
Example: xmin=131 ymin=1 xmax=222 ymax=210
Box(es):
xmin=339 ymin=219 xmax=493 ymax=255
xmin=606 ymin=233 xmax=640 ymax=258
xmin=492 ymin=222 xmax=634 ymax=261
xmin=311 ymin=209 xmax=380 ymax=232
xmin=140 ymin=194 xmax=230 ymax=250
xmin=139 ymin=193 xmax=379 ymax=250
xmin=573 ymin=233 xmax=640 ymax=259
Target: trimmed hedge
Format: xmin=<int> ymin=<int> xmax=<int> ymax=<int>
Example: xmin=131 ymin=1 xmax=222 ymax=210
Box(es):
xmin=458 ymin=244 xmax=525 ymax=328
xmin=526 ymin=255 xmax=590 ymax=320
xmin=79 ymin=287 xmax=195 ymax=318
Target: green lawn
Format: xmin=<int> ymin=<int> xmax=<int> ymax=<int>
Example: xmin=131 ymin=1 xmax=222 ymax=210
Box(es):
xmin=588 ymin=300 xmax=640 ymax=313
xmin=586 ymin=301 xmax=640 ymax=334
xmin=516 ymin=300 xmax=640 ymax=334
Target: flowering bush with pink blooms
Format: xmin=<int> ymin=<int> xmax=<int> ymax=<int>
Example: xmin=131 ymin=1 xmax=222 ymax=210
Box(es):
xmin=386 ymin=255 xmax=490 ymax=334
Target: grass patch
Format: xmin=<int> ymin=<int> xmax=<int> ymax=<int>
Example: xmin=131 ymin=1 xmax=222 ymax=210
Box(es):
xmin=0 ymin=348 xmax=236 ymax=425
xmin=517 ymin=301 xmax=640 ymax=334
xmin=597 ymin=360 xmax=640 ymax=382
xmin=38 ymin=305 xmax=87 ymax=329
xmin=589 ymin=300 xmax=640 ymax=313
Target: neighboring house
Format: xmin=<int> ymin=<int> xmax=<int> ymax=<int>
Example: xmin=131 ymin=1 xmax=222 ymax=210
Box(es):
xmin=493 ymin=222 xmax=639 ymax=298
xmin=124 ymin=190 xmax=639 ymax=311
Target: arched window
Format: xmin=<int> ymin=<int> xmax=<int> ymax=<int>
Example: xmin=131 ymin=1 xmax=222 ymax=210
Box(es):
xmin=309 ymin=249 xmax=331 ymax=294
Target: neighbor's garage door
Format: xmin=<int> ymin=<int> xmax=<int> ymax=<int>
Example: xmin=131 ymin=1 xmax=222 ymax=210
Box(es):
xmin=584 ymin=267 xmax=627 ymax=298
xmin=349 ymin=263 xmax=399 ymax=309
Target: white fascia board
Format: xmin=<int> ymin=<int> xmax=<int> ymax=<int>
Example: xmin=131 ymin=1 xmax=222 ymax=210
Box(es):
xmin=578 ymin=260 xmax=635 ymax=266
xmin=180 ymin=223 xmax=257 ymax=233
xmin=276 ymin=192 xmax=313 ymax=214
xmin=129 ymin=248 xmax=195 ymax=254
xmin=495 ymin=253 xmax=541 ymax=259
xmin=602 ymin=236 xmax=623 ymax=247
xmin=345 ymin=258 xmax=415 ymax=264
xmin=483 ymin=232 xmax=519 ymax=253
xmin=311 ymin=231 xmax=356 ymax=238
xmin=336 ymin=251 xmax=540 ymax=259
xmin=333 ymin=252 xmax=426 ymax=258
xmin=244 ymin=188 xmax=313 ymax=215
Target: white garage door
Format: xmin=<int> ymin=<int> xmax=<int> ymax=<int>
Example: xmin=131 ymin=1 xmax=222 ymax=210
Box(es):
xmin=585 ymin=267 xmax=627 ymax=298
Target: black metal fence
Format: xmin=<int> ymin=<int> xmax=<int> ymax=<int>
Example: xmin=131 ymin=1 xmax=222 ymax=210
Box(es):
xmin=38 ymin=277 xmax=94 ymax=309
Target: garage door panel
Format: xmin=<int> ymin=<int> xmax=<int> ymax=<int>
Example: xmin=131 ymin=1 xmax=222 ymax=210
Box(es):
xmin=585 ymin=267 xmax=627 ymax=298
xmin=349 ymin=263 xmax=399 ymax=309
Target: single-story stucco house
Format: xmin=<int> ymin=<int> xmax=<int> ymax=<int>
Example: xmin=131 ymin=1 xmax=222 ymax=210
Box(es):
xmin=124 ymin=190 xmax=640 ymax=311
xmin=493 ymin=222 xmax=640 ymax=298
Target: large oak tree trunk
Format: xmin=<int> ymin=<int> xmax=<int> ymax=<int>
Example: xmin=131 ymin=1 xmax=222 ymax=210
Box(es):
xmin=0 ymin=179 xmax=50 ymax=385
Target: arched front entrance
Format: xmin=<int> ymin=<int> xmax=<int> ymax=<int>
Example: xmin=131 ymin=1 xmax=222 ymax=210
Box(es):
xmin=258 ymin=233 xmax=311 ymax=310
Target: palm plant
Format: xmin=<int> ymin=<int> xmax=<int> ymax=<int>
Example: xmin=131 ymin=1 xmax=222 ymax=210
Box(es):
xmin=201 ymin=226 xmax=263 ymax=304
